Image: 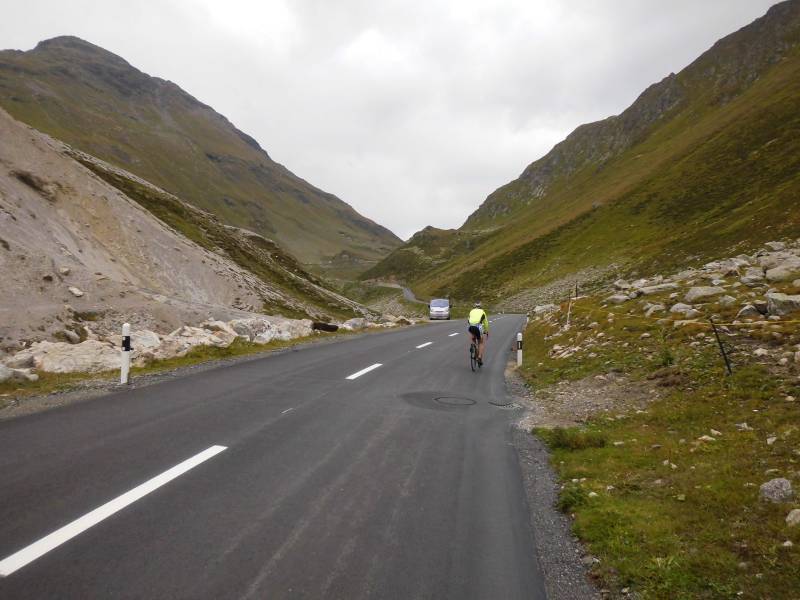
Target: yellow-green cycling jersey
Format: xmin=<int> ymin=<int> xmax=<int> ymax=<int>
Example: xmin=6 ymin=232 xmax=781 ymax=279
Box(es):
xmin=468 ymin=308 xmax=489 ymax=333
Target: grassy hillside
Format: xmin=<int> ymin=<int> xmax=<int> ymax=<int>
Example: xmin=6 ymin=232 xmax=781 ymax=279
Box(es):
xmin=72 ymin=151 xmax=363 ymax=321
xmin=371 ymin=1 xmax=800 ymax=306
xmin=0 ymin=36 xmax=400 ymax=269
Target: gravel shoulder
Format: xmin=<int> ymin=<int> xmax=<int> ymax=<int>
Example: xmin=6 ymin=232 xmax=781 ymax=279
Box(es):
xmin=506 ymin=362 xmax=601 ymax=600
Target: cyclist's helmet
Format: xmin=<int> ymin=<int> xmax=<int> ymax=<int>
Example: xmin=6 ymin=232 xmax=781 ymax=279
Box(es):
xmin=474 ymin=301 xmax=482 ymax=308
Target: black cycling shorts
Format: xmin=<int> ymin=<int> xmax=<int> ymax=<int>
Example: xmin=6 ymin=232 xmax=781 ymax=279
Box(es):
xmin=468 ymin=325 xmax=482 ymax=341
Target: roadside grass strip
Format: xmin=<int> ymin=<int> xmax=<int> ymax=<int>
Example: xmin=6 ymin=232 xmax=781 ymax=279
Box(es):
xmin=522 ymin=295 xmax=800 ymax=598
xmin=345 ymin=363 xmax=383 ymax=380
xmin=416 ymin=342 xmax=433 ymax=349
xmin=0 ymin=445 xmax=227 ymax=577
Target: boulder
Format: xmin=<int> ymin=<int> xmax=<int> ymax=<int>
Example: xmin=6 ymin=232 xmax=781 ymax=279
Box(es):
xmin=68 ymin=286 xmax=85 ymax=298
xmin=59 ymin=266 xmax=71 ymax=276
xmin=271 ymin=318 xmax=313 ymax=340
xmin=718 ymin=295 xmax=736 ymax=308
xmin=737 ymin=305 xmax=761 ymax=319
xmin=533 ymin=304 xmax=558 ymax=316
xmin=6 ymin=340 xmax=120 ymax=373
xmin=759 ymin=478 xmax=794 ymax=503
xmin=107 ymin=330 xmax=161 ymax=353
xmin=685 ymin=286 xmax=725 ymax=303
xmin=787 ymin=509 xmax=800 ymax=527
xmin=201 ymin=320 xmax=239 ymax=338
xmin=740 ymin=267 xmax=765 ymax=286
xmin=638 ymin=283 xmax=679 ymax=295
xmin=765 ymin=241 xmax=787 ymax=252
xmin=645 ymin=304 xmax=665 ymax=318
xmin=0 ymin=364 xmax=14 ymax=383
xmin=767 ymin=292 xmax=800 ymax=316
xmin=766 ymin=259 xmax=800 ymax=283
xmin=605 ymin=294 xmax=630 ymax=305
xmin=228 ymin=318 xmax=271 ymax=342
xmin=670 ymin=303 xmax=695 ymax=315
xmin=613 ymin=279 xmax=631 ymax=290
xmin=342 ymin=317 xmax=369 ymax=331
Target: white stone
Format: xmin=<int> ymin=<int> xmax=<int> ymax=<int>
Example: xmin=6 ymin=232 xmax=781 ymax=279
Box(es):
xmin=342 ymin=317 xmax=369 ymax=331
xmin=68 ymin=286 xmax=85 ymax=298
xmin=604 ymin=294 xmax=630 ymax=305
xmin=787 ymin=509 xmax=800 ymax=527
xmin=533 ymin=304 xmax=559 ymax=316
xmin=685 ymin=286 xmax=725 ymax=303
xmin=6 ymin=340 xmax=119 ymax=373
xmin=767 ymin=292 xmax=800 ymax=316
xmin=0 ymin=364 xmax=14 ymax=383
xmin=759 ymin=478 xmax=794 ymax=503
xmin=638 ymin=283 xmax=679 ymax=295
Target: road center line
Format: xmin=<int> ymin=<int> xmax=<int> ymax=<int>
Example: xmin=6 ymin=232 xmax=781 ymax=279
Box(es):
xmin=0 ymin=445 xmax=227 ymax=577
xmin=281 ymin=407 xmax=294 ymax=414
xmin=416 ymin=342 xmax=433 ymax=348
xmin=346 ymin=363 xmax=382 ymax=380
xmin=448 ymin=332 xmax=459 ymax=337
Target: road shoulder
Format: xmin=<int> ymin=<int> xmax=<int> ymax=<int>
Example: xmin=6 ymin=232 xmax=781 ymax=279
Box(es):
xmin=506 ymin=362 xmax=601 ymax=600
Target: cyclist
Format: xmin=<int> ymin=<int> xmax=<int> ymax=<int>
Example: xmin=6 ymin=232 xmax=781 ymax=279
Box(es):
xmin=467 ymin=302 xmax=489 ymax=366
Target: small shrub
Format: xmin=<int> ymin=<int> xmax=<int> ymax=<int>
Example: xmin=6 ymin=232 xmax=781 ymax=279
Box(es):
xmin=544 ymin=427 xmax=607 ymax=450
xmin=557 ymin=485 xmax=589 ymax=512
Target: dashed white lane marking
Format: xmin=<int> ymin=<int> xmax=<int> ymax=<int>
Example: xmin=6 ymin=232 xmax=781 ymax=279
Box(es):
xmin=281 ymin=407 xmax=294 ymax=414
xmin=448 ymin=333 xmax=459 ymax=337
xmin=416 ymin=342 xmax=433 ymax=349
xmin=0 ymin=445 xmax=228 ymax=577
xmin=346 ymin=363 xmax=383 ymax=380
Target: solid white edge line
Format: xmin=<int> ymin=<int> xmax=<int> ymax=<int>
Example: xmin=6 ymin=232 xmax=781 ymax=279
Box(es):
xmin=345 ymin=363 xmax=382 ymax=380
xmin=416 ymin=342 xmax=433 ymax=349
xmin=448 ymin=333 xmax=459 ymax=337
xmin=0 ymin=445 xmax=227 ymax=577
xmin=281 ymin=407 xmax=294 ymax=414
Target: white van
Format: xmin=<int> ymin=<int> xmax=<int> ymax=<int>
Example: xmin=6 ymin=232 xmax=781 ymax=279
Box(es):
xmin=429 ymin=298 xmax=451 ymax=320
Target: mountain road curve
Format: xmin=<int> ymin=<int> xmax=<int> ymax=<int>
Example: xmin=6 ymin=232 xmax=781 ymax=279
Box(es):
xmin=0 ymin=315 xmax=548 ymax=599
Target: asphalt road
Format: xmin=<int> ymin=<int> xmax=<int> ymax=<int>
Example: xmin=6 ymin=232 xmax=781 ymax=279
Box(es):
xmin=0 ymin=315 xmax=547 ymax=599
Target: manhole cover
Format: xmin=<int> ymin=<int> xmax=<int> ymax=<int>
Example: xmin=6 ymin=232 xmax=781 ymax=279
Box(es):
xmin=434 ymin=396 xmax=476 ymax=407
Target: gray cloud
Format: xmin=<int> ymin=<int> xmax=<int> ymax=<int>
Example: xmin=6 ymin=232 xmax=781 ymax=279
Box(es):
xmin=0 ymin=0 xmax=779 ymax=238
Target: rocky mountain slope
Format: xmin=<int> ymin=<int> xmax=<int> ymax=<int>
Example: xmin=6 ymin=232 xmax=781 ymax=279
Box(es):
xmin=0 ymin=36 xmax=401 ymax=270
xmin=516 ymin=238 xmax=800 ymax=597
xmin=0 ymin=106 xmax=367 ymax=358
xmin=366 ymin=0 xmax=800 ymax=306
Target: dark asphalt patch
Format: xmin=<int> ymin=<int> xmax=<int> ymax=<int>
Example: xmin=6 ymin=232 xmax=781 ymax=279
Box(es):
xmin=434 ymin=396 xmax=476 ymax=407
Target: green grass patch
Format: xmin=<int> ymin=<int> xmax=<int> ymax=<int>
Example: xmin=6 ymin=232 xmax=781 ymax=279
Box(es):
xmin=527 ymin=297 xmax=800 ymax=598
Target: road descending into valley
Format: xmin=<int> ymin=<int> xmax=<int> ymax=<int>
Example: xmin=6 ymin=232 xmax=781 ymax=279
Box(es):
xmin=0 ymin=316 xmax=547 ymax=599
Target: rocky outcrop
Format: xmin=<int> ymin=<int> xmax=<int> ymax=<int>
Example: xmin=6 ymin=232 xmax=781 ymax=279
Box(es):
xmin=6 ymin=340 xmax=120 ymax=373
xmin=684 ymin=287 xmax=725 ymax=303
xmin=759 ymin=478 xmax=794 ymax=503
xmin=766 ymin=292 xmax=800 ymax=316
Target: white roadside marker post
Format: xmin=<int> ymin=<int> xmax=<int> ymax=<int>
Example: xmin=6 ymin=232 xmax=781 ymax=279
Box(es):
xmin=120 ymin=322 xmax=132 ymax=385
xmin=516 ymin=332 xmax=523 ymax=367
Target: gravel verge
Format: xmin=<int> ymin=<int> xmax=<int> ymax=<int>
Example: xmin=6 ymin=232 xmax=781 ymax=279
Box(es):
xmin=506 ymin=362 xmax=601 ymax=600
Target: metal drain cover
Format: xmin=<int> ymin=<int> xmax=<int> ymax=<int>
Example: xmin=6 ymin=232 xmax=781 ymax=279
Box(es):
xmin=434 ymin=396 xmax=476 ymax=407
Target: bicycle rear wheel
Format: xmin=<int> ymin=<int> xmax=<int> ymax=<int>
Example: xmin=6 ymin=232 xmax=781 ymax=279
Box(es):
xmin=469 ymin=343 xmax=478 ymax=372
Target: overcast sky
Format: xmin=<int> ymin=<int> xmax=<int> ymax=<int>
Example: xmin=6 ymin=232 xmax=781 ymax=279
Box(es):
xmin=0 ymin=0 xmax=780 ymax=239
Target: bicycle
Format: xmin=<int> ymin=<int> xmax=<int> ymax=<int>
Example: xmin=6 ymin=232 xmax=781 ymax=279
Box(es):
xmin=469 ymin=336 xmax=479 ymax=372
